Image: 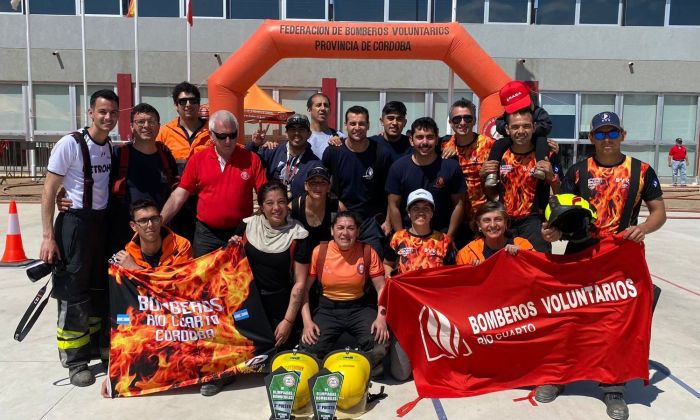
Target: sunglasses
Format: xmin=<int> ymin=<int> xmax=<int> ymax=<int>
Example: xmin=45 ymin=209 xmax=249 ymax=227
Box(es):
xmin=451 ymin=115 xmax=474 ymax=125
xmin=592 ymin=130 xmax=621 ymax=141
xmin=176 ymin=97 xmax=200 ymax=106
xmin=211 ymin=130 xmax=238 ymax=141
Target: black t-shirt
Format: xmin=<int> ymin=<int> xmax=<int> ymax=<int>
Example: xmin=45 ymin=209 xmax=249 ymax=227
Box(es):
xmin=322 ymin=140 xmax=392 ymax=220
xmin=112 ymin=144 xmax=178 ymax=210
xmin=141 ymin=249 xmax=163 ymax=268
xmin=385 ymin=155 xmax=466 ymax=232
xmin=370 ymin=134 xmax=412 ymax=165
xmin=482 ymin=237 xmax=515 ymax=260
xmin=236 ymin=222 xmax=310 ymax=294
xmin=291 ymin=195 xmax=338 ymax=256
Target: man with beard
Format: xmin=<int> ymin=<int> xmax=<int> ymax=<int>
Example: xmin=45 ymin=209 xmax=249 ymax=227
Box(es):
xmin=307 ymin=93 xmax=344 ymax=159
xmin=369 ymin=101 xmax=412 ymax=164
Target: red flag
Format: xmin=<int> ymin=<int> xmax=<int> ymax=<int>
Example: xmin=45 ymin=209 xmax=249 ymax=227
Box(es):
xmin=186 ymin=0 xmax=193 ymax=26
xmin=125 ymin=0 xmax=136 ymax=17
xmin=382 ymin=237 xmax=653 ymax=403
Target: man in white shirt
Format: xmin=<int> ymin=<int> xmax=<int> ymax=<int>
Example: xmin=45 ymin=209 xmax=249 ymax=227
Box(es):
xmin=40 ymin=89 xmax=119 ymax=387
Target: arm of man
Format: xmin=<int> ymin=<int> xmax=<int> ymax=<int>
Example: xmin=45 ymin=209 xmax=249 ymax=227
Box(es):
xmin=370 ymin=275 xmax=389 ymax=344
xmin=387 ymin=194 xmax=403 ymax=233
xmin=40 ymin=172 xmax=64 ymax=263
xmin=667 ymin=151 xmax=672 ymax=167
xmin=447 ymin=193 xmax=465 ymax=239
xmin=623 ymin=198 xmax=666 ymax=242
xmin=160 ymin=187 xmax=191 ymax=225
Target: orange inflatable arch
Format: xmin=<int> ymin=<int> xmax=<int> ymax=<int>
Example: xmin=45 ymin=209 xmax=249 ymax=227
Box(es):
xmin=208 ymin=20 xmax=512 ymax=137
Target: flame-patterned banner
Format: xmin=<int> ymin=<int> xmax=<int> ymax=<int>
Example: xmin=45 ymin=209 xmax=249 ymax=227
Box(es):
xmin=382 ymin=237 xmax=653 ymax=400
xmin=108 ymin=244 xmax=275 ymax=397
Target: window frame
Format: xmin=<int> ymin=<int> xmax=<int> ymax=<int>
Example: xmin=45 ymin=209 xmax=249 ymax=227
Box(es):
xmin=385 ymin=0 xmax=433 ymax=23
xmin=281 ymin=0 xmax=329 ymax=20
xmin=485 ymin=0 xmax=532 ymax=25
xmin=181 ymin=0 xmax=227 ymax=20
xmin=82 ymin=0 xmax=123 ymax=17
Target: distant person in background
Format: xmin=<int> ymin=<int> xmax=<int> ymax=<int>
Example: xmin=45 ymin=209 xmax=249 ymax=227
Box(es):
xmin=668 ymin=137 xmax=688 ymax=187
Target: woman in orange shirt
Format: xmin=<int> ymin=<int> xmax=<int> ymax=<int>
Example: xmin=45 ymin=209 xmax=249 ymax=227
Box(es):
xmin=456 ymin=201 xmax=534 ymax=265
xmin=300 ymin=211 xmax=389 ymax=363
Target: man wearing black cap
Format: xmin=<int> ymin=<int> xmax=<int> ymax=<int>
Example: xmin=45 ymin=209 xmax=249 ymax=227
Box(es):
xmin=668 ymin=137 xmax=688 ymax=187
xmin=248 ymin=113 xmax=321 ymax=199
xmin=539 ymin=111 xmax=666 ymax=420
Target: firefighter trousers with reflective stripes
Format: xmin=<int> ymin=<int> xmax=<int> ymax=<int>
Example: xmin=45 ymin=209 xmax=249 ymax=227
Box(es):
xmin=52 ymin=209 xmax=109 ymax=368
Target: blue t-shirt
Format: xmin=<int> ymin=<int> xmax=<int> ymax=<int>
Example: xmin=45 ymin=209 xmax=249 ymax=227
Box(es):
xmin=369 ymin=134 xmax=412 ymax=165
xmin=385 ymin=155 xmax=466 ymax=232
xmin=246 ymin=142 xmax=321 ymax=199
xmin=322 ymin=140 xmax=392 ymax=220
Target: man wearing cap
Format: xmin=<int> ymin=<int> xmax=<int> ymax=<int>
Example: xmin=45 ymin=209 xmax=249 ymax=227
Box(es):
xmin=668 ymin=137 xmax=688 ymax=187
xmin=247 ymin=114 xmax=321 ymax=199
xmin=539 ymin=111 xmax=666 ymax=420
xmin=387 ymin=117 xmax=466 ymax=240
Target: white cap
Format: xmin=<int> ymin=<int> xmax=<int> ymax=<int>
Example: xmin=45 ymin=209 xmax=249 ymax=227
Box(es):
xmin=406 ymin=189 xmax=435 ymax=211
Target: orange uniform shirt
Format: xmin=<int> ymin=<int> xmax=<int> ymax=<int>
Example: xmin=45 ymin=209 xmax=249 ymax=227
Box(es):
xmin=156 ymin=117 xmax=212 ymax=162
xmin=441 ymin=134 xmax=495 ymax=220
xmin=387 ymin=229 xmax=455 ymax=275
xmin=456 ymin=236 xmax=533 ymax=265
xmin=124 ymin=227 xmax=192 ymax=269
xmin=309 ymin=241 xmax=384 ymax=301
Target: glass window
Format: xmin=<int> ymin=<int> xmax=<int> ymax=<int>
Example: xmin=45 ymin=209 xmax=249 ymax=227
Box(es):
xmin=339 ymin=91 xmax=381 ymax=133
xmin=85 ymin=0 xmax=121 ymax=15
xmin=389 ymin=0 xmax=428 ymax=21
xmin=541 ymin=93 xmax=576 ymax=139
xmin=130 ymin=0 xmax=178 ymax=17
xmin=229 ymin=0 xmax=279 ymax=19
xmin=191 ymin=0 xmax=225 ymax=17
xmin=287 ymin=0 xmax=325 ymax=19
xmin=76 ymin=85 xmax=115 ymax=129
xmin=29 ymin=0 xmax=75 ymax=15
xmin=619 ymin=144 xmax=655 ymax=169
xmin=34 ymin=85 xmax=71 ymax=132
xmin=535 ymin=0 xmax=575 ymax=25
xmin=624 ymin=0 xmax=665 ymax=26
xmin=0 ymin=85 xmax=24 ymax=132
xmin=141 ymin=86 xmax=178 ymax=125
xmin=580 ymin=94 xmax=616 ymax=133
xmin=579 ymin=0 xmax=619 ymax=24
xmin=279 ymin=89 xmax=318 ymax=116
xmin=432 ymin=90 xmax=473 ymax=136
xmin=661 ymin=95 xmax=698 ymax=144
xmin=334 ymin=0 xmax=383 ymax=21
xmin=669 ymin=0 xmax=700 ymax=26
xmin=0 ymin=1 xmax=22 ymax=12
xmin=434 ymin=0 xmax=486 ymax=22
xmin=488 ymin=0 xmax=529 ymax=23
xmin=659 ymin=144 xmax=696 ymax=177
xmin=385 ymin=92 xmax=426 ymax=135
xmin=622 ymin=94 xmax=657 ymax=141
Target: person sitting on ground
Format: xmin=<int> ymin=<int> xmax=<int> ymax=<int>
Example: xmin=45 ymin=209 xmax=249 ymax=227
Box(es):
xmin=383 ymin=189 xmax=456 ymax=381
xmin=300 ymin=211 xmax=389 ymax=367
xmin=113 ymin=199 xmax=192 ymax=270
xmin=456 ymin=201 xmax=534 ymax=266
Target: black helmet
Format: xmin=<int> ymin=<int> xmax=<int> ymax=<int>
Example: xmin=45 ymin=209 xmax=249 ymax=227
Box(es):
xmin=545 ymin=194 xmax=597 ymax=241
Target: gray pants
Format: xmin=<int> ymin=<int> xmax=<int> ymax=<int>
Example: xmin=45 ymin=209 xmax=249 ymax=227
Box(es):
xmin=671 ymin=160 xmax=687 ymax=185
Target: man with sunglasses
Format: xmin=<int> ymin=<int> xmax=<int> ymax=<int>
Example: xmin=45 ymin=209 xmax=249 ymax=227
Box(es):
xmin=113 ymin=199 xmax=192 ymax=270
xmin=157 ymin=81 xmax=211 ymax=172
xmin=161 ymin=110 xmax=267 ymax=261
xmin=538 ymin=111 xmax=666 ymax=420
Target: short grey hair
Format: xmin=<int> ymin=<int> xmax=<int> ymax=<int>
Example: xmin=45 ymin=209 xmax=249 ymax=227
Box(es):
xmin=209 ymin=110 xmax=239 ymax=132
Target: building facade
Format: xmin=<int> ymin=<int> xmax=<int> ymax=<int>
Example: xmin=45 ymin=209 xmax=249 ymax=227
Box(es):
xmin=0 ymin=0 xmax=698 ymax=180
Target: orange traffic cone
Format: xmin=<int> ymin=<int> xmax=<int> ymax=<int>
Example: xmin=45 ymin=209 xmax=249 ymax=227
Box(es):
xmin=1 ymin=200 xmax=31 ymax=266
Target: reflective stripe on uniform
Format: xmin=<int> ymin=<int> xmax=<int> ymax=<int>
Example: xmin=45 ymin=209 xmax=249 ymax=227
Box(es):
xmin=56 ymin=328 xmax=90 ymax=350
xmin=88 ymin=316 xmax=102 ymax=335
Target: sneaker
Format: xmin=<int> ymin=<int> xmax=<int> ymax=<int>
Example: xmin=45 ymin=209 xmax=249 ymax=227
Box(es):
xmin=603 ymin=392 xmax=629 ymax=420
xmin=200 ymin=375 xmax=236 ymax=396
xmin=534 ymin=384 xmax=564 ymax=403
xmin=69 ymin=364 xmax=96 ymax=387
xmin=532 ymin=168 xmax=546 ymax=180
xmin=484 ymin=173 xmax=499 ymax=188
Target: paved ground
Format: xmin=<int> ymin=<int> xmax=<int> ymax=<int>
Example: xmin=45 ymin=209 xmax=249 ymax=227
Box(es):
xmin=0 ymin=202 xmax=698 ymax=420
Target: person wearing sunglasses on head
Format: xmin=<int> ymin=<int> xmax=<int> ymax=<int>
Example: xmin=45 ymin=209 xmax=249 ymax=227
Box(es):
xmin=537 ymin=111 xmax=666 ymax=420
xmin=157 ymin=81 xmax=211 ymax=172
xmin=161 ymin=110 xmax=267 ymax=263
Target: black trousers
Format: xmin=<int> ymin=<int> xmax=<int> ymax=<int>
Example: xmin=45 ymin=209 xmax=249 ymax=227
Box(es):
xmin=53 ymin=209 xmax=109 ymax=368
xmin=193 ymin=220 xmax=237 ymax=258
xmin=509 ymin=214 xmax=551 ymax=253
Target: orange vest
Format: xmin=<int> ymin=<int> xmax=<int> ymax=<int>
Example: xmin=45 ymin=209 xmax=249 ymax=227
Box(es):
xmin=124 ymin=227 xmax=192 ymax=269
xmin=156 ymin=117 xmax=212 ymax=162
xmin=456 ymin=237 xmax=533 ymax=265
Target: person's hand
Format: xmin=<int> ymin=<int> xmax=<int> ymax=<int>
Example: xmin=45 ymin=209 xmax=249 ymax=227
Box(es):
xmin=251 ymin=126 xmax=269 ymax=147
xmin=100 ymin=378 xmax=110 ymax=398
xmin=371 ymin=316 xmax=389 ymax=344
xmin=302 ymin=321 xmax=320 ymax=345
xmin=505 ymin=244 xmax=521 ymax=256
xmin=442 ymin=145 xmax=457 ymax=159
xmin=536 ymin=157 xmax=554 ymax=181
xmin=380 ymin=219 xmax=392 ymax=237
xmin=622 ymin=225 xmax=645 ymax=243
xmin=328 ymin=135 xmax=342 ymax=147
xmin=547 ymin=138 xmax=559 ymax=155
xmin=541 ymin=222 xmax=562 ymax=243
xmin=55 ymin=187 xmax=72 ymax=212
xmin=115 ymin=250 xmax=139 ymax=269
xmin=479 ymin=160 xmax=499 ymax=179
xmin=262 ymin=140 xmax=278 ymax=150
xmin=228 ymin=235 xmax=243 ymax=244
xmin=470 ymin=258 xmax=481 ymax=266
xmin=274 ymin=319 xmax=293 ymax=347
xmin=39 ymin=238 xmax=60 ymax=264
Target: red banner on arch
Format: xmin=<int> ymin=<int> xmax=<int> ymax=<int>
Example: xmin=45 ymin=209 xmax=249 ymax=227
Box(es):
xmin=382 ymin=237 xmax=653 ymax=399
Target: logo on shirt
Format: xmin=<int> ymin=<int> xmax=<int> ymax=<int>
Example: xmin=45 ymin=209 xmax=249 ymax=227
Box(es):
xmin=499 ymin=164 xmax=513 ymax=175
xmin=241 ymin=171 xmax=250 ymax=180
xmin=363 ymin=167 xmax=374 ymax=180
xmin=434 ymin=176 xmax=445 ymax=189
xmin=357 ymin=263 xmax=365 ymax=275
xmin=92 ymin=164 xmax=111 ymax=174
xmin=397 ymin=247 xmax=415 ymax=257
xmin=587 ymin=177 xmax=604 ymax=190
xmin=614 ymin=177 xmax=630 ymax=189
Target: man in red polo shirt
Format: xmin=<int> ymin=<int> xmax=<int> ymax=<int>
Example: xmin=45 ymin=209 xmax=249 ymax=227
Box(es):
xmin=161 ymin=110 xmax=267 ymax=258
xmin=668 ymin=137 xmax=688 ymax=187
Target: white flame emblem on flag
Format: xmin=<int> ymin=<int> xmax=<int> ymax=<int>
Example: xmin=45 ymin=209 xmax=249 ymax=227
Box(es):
xmin=419 ymin=305 xmax=472 ymax=362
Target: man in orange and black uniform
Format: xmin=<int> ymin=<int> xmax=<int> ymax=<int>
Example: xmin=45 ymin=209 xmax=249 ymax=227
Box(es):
xmin=157 ymin=82 xmax=210 ymax=240
xmin=113 ymin=199 xmax=192 ymax=270
xmin=481 ymin=107 xmax=559 ymax=252
xmin=539 ymin=112 xmax=666 ymax=420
